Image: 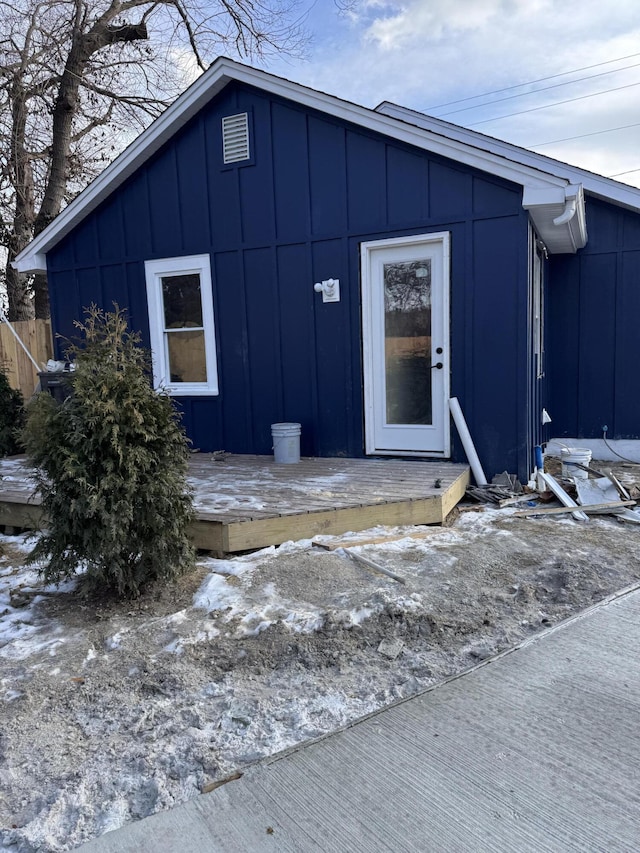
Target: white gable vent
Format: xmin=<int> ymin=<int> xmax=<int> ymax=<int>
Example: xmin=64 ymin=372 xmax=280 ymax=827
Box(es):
xmin=222 ymin=112 xmax=250 ymax=164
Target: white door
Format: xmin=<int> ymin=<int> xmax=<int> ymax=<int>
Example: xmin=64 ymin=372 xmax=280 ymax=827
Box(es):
xmin=361 ymin=232 xmax=450 ymax=457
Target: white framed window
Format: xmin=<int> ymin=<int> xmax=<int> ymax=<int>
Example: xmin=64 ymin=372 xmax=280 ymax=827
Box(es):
xmin=144 ymin=254 xmax=219 ymax=396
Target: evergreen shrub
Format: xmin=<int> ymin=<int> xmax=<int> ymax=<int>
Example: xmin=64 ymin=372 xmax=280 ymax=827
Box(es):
xmin=22 ymin=305 xmax=195 ymax=598
xmin=0 ymin=370 xmax=25 ymax=457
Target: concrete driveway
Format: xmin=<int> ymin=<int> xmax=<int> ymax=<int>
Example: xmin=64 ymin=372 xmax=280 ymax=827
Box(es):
xmin=78 ymin=585 xmax=640 ymax=852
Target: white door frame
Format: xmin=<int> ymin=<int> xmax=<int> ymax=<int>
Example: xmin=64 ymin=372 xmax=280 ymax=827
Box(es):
xmin=361 ymin=232 xmax=451 ymax=457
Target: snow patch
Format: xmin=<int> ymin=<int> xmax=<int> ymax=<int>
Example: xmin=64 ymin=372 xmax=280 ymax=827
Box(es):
xmin=193 ymin=573 xmax=246 ymax=615
xmin=194 ymin=567 xmax=325 ymax=637
xmin=105 ymin=633 xmax=123 ymax=650
xmin=337 ymin=605 xmax=375 ymax=627
xmin=188 ymin=470 xmax=350 ymax=514
xmin=3 ymin=688 xmax=23 ymax=702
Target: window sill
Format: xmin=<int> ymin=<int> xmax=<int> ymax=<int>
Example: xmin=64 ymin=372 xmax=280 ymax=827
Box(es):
xmin=159 ymin=385 xmax=219 ymax=397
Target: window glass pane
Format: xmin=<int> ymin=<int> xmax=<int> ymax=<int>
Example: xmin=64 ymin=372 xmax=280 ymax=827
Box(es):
xmin=167 ymin=330 xmax=207 ymax=383
xmin=384 ymin=259 xmax=432 ymax=425
xmin=162 ymin=274 xmax=203 ymax=328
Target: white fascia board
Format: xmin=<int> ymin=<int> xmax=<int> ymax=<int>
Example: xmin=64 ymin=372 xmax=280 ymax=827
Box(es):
xmin=522 ymin=183 xmax=584 ymax=210
xmin=15 ymin=58 xmax=572 ymax=274
xmin=521 ymin=186 xmax=567 ymax=208
xmin=13 ymin=252 xmax=48 ymax=274
xmin=377 ymin=101 xmax=640 ymax=213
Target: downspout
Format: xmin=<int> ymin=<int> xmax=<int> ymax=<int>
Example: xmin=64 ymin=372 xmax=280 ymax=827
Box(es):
xmin=552 ymin=196 xmax=577 ymax=226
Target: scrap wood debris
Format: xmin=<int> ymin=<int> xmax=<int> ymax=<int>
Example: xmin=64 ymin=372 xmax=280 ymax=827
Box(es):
xmin=538 ymin=471 xmax=589 ymax=522
xmin=466 ymin=471 xmax=531 ymax=506
xmin=313 ymin=540 xmax=407 ymax=585
xmin=514 ymin=500 xmax=636 ymax=518
xmin=464 ymin=457 xmax=640 ymax=523
xmin=511 ymin=457 xmax=640 ymax=523
xmin=574 ymin=475 xmax=640 ymax=524
xmin=466 ymin=487 xmax=535 ymax=507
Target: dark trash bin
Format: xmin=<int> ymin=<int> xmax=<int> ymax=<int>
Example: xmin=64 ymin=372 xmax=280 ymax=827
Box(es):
xmin=38 ymin=371 xmax=73 ymax=405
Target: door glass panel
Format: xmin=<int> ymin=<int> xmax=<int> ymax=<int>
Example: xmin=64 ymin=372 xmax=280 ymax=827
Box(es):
xmin=383 ymin=259 xmax=432 ymax=425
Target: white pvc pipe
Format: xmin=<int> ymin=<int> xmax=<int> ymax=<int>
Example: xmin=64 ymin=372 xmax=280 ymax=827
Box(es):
xmin=448 ymin=397 xmax=488 ymax=486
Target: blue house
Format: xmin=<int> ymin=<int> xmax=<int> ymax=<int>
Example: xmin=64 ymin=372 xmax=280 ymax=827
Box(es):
xmin=14 ymin=58 xmax=640 ymax=482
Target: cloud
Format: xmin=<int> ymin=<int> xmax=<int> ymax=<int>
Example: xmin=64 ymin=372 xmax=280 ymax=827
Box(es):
xmin=291 ymin=1 xmax=638 ymax=105
xmin=363 ymin=0 xmax=534 ymax=50
xmin=265 ymin=0 xmax=640 ymax=186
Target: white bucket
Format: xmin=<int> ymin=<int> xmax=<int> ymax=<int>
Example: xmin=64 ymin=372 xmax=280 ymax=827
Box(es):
xmin=271 ymin=422 xmax=301 ymax=464
xmin=560 ymin=447 xmax=592 ymax=480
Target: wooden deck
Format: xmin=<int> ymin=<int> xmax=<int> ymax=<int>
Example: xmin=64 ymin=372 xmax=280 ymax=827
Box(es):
xmin=0 ymin=454 xmax=469 ymax=553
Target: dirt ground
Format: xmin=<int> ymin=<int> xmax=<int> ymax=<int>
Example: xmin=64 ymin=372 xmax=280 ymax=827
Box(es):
xmin=2 ymin=467 xmax=640 ymax=851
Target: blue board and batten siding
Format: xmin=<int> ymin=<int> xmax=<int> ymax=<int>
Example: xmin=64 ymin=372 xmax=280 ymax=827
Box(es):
xmin=547 ymin=198 xmax=640 ymax=443
xmin=47 ymin=82 xmax=531 ymax=478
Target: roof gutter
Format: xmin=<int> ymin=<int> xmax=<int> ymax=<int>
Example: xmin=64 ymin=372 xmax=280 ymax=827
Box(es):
xmin=522 ymin=184 xmax=587 ymax=254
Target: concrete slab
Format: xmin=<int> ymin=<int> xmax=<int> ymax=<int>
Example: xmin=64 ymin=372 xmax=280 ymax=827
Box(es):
xmin=78 ymin=588 xmax=640 ymax=852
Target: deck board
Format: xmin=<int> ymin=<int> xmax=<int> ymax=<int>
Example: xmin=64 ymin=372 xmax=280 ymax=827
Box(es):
xmin=0 ymin=454 xmax=470 ymax=552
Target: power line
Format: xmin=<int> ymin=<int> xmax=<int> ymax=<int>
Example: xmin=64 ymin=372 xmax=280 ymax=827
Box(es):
xmin=467 ymin=80 xmax=640 ymax=126
xmin=423 ymin=51 xmax=640 ymax=112
xmin=434 ymin=60 xmax=640 ymax=118
xmin=530 ymin=121 xmax=640 ymax=148
xmin=607 ymin=167 xmax=640 ymax=177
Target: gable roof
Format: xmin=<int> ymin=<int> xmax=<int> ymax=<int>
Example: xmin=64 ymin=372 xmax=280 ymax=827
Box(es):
xmin=15 ymin=57 xmax=640 ymax=273
xmin=376 ymin=101 xmax=640 ymax=212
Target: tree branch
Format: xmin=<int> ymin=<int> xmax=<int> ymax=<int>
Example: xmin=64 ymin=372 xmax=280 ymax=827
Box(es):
xmin=80 ymin=78 xmax=169 ymax=116
xmin=71 ymin=101 xmax=115 ymax=142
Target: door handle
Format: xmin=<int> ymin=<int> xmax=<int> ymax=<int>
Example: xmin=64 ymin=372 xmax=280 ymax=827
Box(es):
xmin=432 ymin=362 xmax=443 ymax=370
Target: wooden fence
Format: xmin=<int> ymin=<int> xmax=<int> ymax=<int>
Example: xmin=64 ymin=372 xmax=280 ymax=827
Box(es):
xmin=0 ymin=319 xmax=54 ymax=400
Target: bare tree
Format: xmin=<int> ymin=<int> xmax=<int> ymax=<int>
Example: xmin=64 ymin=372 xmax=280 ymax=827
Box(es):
xmin=0 ymin=0 xmax=309 ymax=319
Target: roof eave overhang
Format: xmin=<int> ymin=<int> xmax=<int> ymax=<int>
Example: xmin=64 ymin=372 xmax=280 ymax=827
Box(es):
xmin=15 ymin=58 xmax=583 ymax=274
xmin=522 ymin=184 xmax=588 ymax=254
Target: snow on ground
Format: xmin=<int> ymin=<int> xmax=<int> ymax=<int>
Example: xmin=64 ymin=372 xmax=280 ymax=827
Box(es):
xmin=0 ymin=538 xmax=78 ymax=668
xmin=2 ymin=505 xmax=640 ymax=852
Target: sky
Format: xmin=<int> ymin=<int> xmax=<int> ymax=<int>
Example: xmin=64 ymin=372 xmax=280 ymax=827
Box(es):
xmin=260 ymin=0 xmax=640 ymax=188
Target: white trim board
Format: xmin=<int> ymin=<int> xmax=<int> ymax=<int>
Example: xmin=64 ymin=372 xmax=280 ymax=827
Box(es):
xmin=546 ymin=438 xmax=640 ymax=465
xmin=144 ymin=254 xmax=219 ymax=397
xmin=361 ymin=231 xmax=451 ymax=458
xmin=13 ymin=57 xmax=611 ymax=274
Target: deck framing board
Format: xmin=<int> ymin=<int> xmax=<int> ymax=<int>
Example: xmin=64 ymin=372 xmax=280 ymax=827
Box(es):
xmin=222 ymin=496 xmax=449 ymax=552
